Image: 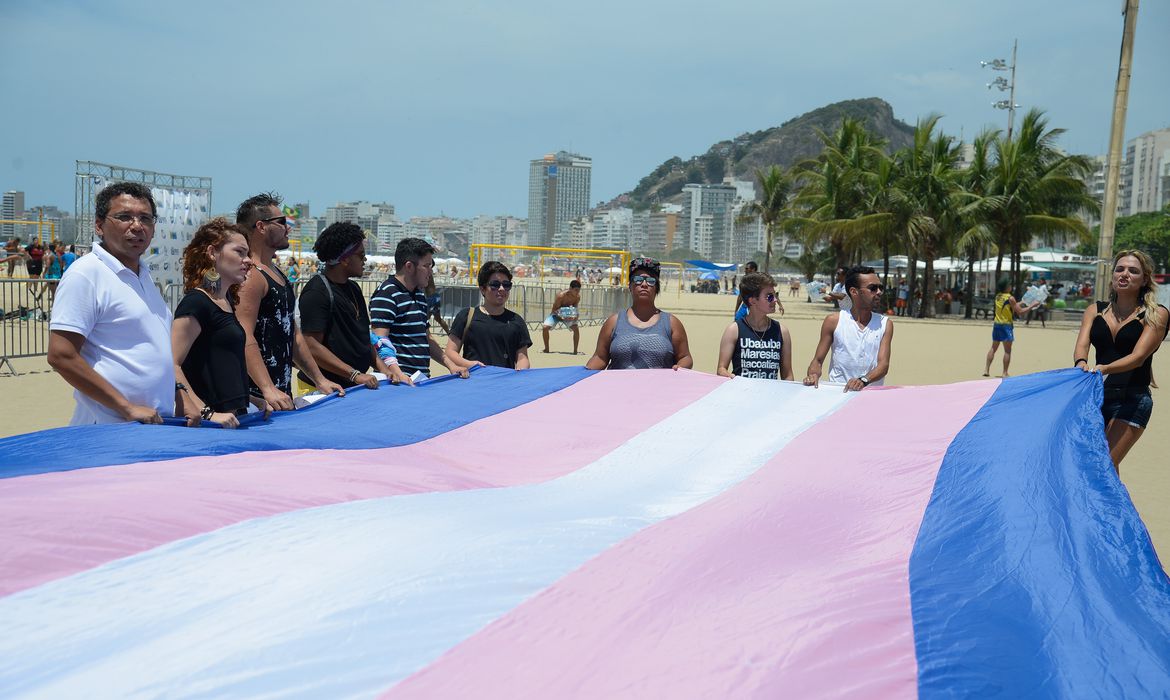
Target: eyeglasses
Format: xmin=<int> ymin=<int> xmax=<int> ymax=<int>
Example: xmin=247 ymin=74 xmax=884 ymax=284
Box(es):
xmin=631 ymin=275 xmax=658 ymax=286
xmin=764 ymin=293 xmax=776 ymax=302
xmin=487 ymin=280 xmax=513 ymax=290
xmin=259 ymin=215 xmax=289 ymax=228
xmin=105 ymin=213 xmax=157 ymax=226
xmin=865 ymin=284 xmax=885 ymax=293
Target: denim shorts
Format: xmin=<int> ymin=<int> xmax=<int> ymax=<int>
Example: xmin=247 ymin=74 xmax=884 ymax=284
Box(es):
xmin=1101 ymin=388 xmax=1154 ymax=429
xmin=991 ymin=323 xmax=1014 ymax=342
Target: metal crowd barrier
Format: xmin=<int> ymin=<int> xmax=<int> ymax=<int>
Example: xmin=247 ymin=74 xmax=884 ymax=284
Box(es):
xmin=0 ymin=278 xmax=57 ymax=375
xmin=1 ymin=275 xmax=631 ymax=375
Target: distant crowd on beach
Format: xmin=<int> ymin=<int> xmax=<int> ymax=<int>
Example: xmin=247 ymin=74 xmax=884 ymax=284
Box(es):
xmin=44 ymin=182 xmax=1167 ymax=471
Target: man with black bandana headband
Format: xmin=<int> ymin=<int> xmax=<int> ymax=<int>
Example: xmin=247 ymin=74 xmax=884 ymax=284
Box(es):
xmin=298 ymin=221 xmax=408 ymax=389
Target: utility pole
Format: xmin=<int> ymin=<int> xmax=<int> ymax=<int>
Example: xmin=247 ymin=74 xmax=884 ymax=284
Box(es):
xmin=1096 ymin=0 xmax=1140 ymax=301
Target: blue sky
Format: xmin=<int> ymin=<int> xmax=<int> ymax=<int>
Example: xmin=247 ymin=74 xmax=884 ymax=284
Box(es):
xmin=1 ymin=0 xmax=1166 ymax=220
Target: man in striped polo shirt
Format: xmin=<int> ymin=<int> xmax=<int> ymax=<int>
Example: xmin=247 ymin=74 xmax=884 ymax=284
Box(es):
xmin=370 ymin=238 xmax=467 ymax=380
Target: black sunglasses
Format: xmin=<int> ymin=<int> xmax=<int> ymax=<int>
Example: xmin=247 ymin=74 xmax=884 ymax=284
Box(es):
xmin=487 ymin=280 xmax=513 ymax=290
xmin=259 ymin=215 xmax=289 ymax=228
xmin=865 ymin=284 xmax=885 ymax=293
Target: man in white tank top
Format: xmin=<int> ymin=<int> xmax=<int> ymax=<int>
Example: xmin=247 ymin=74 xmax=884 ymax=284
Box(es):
xmin=803 ymin=265 xmax=894 ymax=391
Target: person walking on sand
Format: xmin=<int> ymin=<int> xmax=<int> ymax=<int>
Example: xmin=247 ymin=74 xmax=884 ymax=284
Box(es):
xmin=983 ymin=278 xmax=1035 ymax=378
xmin=804 ymin=265 xmax=892 ymax=392
xmin=542 ymin=279 xmax=581 ymax=354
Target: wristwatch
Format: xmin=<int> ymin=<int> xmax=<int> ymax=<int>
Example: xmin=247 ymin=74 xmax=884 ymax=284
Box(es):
xmin=858 ymin=376 xmax=870 ymax=387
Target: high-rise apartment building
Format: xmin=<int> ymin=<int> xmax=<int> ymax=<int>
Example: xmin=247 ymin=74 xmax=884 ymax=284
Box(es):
xmin=376 ymin=217 xmax=405 ymax=253
xmin=1 ymin=191 xmax=25 ymax=240
xmin=527 ymin=151 xmax=592 ymax=248
xmin=680 ymin=183 xmax=738 ymax=257
xmin=591 ymin=208 xmax=633 ymax=250
xmin=1120 ymin=127 xmax=1170 ymax=216
xmin=22 ymin=205 xmax=76 ymax=244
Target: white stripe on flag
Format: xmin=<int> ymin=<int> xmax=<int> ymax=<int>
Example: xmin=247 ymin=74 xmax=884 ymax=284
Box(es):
xmin=0 ymin=378 xmax=852 ymax=699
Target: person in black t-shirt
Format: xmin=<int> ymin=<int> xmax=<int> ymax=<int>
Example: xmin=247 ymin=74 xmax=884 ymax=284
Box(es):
xmin=445 ymin=261 xmax=532 ymax=370
xmin=171 ymin=219 xmax=270 ymax=428
xmin=300 ymin=222 xmax=407 ymax=389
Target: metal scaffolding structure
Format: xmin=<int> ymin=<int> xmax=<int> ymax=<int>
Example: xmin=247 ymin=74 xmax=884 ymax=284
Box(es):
xmin=74 ymin=161 xmax=212 ymax=247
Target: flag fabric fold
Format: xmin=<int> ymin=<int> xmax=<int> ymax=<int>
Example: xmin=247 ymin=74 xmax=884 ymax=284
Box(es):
xmin=0 ymin=367 xmax=1166 ymax=698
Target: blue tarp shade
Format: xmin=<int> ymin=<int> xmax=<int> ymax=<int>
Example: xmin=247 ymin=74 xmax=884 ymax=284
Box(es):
xmin=683 ymin=260 xmax=737 ymax=271
xmin=699 ymin=271 xmax=721 ymax=281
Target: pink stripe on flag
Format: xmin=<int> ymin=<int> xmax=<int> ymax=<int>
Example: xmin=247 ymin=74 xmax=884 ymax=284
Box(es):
xmin=385 ymin=379 xmax=998 ymax=699
xmin=0 ymin=370 xmax=723 ymax=597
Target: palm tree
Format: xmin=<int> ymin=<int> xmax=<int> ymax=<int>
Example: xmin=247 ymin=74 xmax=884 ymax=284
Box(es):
xmin=954 ymin=129 xmax=1000 ymax=318
xmin=974 ymin=109 xmax=1098 ymax=295
xmin=739 ymin=165 xmax=795 ymax=273
xmin=897 ymin=115 xmax=962 ymax=317
xmin=793 ymin=118 xmax=889 ymax=268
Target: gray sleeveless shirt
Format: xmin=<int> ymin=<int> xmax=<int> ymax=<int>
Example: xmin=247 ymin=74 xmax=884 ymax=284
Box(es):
xmin=608 ymin=310 xmax=676 ymax=369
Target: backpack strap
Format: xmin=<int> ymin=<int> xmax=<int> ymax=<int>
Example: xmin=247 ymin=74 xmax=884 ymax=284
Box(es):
xmin=460 ymin=306 xmax=476 ymax=357
xmin=316 ymin=273 xmax=335 ymax=341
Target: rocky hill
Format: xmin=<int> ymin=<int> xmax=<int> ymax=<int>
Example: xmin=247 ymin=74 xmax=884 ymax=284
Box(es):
xmin=622 ymin=97 xmax=916 ymax=208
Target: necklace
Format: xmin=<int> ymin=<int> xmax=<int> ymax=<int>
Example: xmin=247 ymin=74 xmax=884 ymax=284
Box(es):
xmin=1110 ymin=303 xmax=1138 ymax=323
xmin=745 ymin=317 xmax=770 ymax=339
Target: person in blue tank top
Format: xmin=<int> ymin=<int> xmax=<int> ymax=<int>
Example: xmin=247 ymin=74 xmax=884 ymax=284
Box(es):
xmin=717 ymin=272 xmax=792 ymax=380
xmin=586 ymin=257 xmax=693 ymax=371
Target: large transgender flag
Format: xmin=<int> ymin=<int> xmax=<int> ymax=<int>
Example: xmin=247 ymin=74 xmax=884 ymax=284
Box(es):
xmin=2 ymin=367 xmax=1169 ymax=698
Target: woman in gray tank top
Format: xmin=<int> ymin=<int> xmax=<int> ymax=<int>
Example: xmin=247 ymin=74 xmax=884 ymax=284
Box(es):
xmin=586 ymin=257 xmax=693 ymax=370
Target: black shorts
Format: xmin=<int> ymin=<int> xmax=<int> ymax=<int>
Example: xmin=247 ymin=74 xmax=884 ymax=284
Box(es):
xmin=26 ymin=261 xmax=43 ymax=276
xmin=1101 ymin=388 xmax=1153 ymax=429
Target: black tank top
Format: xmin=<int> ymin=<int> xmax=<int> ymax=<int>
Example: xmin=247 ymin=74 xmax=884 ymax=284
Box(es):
xmin=1090 ymin=301 xmax=1168 ymax=391
xmin=732 ymin=317 xmax=783 ymax=379
xmin=252 ymin=266 xmax=296 ymax=395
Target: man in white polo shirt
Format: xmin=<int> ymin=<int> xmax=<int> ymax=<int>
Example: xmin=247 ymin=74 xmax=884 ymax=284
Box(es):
xmin=47 ymin=182 xmax=174 ymax=425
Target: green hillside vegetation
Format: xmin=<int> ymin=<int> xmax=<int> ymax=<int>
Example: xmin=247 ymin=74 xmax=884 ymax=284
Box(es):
xmin=625 ymin=98 xmax=915 ymax=208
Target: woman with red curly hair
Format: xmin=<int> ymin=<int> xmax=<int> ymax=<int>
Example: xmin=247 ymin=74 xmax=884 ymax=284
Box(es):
xmin=171 ymin=218 xmax=267 ymax=427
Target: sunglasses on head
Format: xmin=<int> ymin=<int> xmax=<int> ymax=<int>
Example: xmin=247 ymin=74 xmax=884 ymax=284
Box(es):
xmin=487 ymin=280 xmax=513 ymax=290
xmin=631 ymin=274 xmax=658 ymax=286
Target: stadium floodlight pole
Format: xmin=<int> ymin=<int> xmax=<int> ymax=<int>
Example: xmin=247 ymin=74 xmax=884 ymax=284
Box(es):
xmin=982 ymin=39 xmax=1019 ymax=139
xmin=1096 ymin=0 xmax=1140 ymax=302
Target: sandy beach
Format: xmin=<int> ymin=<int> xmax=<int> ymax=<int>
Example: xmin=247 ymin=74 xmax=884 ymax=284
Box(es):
xmin=2 ymin=285 xmax=1166 ymax=560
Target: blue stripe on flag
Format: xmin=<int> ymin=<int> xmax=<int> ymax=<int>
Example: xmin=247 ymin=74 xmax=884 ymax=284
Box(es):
xmin=0 ymin=366 xmax=591 ymax=479
xmin=909 ymin=369 xmax=1170 ymax=697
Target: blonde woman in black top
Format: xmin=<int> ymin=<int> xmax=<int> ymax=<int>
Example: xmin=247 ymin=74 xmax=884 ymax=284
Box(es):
xmin=1073 ymin=249 xmax=1169 ymax=469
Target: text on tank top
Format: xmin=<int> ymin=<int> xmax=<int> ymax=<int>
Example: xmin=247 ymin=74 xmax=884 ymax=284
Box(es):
xmin=828 ymin=309 xmax=886 ymax=385
xmin=608 ymin=309 xmax=675 ymax=369
xmin=732 ymin=317 xmax=783 ymax=378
